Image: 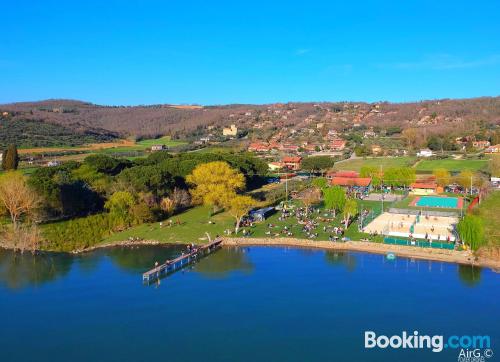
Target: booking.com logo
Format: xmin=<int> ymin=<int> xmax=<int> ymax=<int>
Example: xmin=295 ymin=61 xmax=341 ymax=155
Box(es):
xmin=365 ymin=331 xmax=493 ymax=357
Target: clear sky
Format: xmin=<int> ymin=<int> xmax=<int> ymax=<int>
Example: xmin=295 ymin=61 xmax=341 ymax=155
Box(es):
xmin=2 ymin=0 xmax=499 ymax=105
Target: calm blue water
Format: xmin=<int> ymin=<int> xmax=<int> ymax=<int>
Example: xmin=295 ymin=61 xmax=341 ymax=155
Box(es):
xmin=0 ymin=246 xmax=498 ymax=362
xmin=416 ymin=196 xmax=458 ymax=208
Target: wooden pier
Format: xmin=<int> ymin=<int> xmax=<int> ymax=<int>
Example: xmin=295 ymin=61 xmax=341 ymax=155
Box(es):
xmin=142 ymin=237 xmax=223 ymax=283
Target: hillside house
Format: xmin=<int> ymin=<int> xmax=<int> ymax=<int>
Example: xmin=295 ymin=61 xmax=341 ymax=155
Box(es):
xmin=222 ymin=124 xmax=238 ymax=136
xmin=371 ymin=145 xmax=382 ymax=155
xmin=473 ymin=140 xmax=490 ymax=149
xmin=485 ymin=144 xmax=500 ymax=153
xmin=47 ymin=160 xmax=60 ymax=167
xmin=268 ymin=162 xmax=284 ymax=171
xmin=280 ymin=144 xmax=300 ymax=153
xmin=364 ymin=130 xmax=377 ymax=138
xmin=282 ymin=156 xmax=302 ymax=171
xmin=327 ymin=130 xmax=339 ymax=140
xmin=248 ymin=142 xmax=270 ymax=152
xmin=151 ymin=144 xmax=167 ymax=152
xmin=330 ymin=139 xmax=346 ymax=151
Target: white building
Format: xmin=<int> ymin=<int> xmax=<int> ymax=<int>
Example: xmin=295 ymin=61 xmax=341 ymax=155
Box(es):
xmin=417 ymin=149 xmax=434 ymax=157
xmin=151 ymin=144 xmax=167 ymax=152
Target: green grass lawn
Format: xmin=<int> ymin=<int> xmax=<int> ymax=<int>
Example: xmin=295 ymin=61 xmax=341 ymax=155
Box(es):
xmin=474 ymin=191 xmax=500 ymax=245
xmin=237 ymin=200 xmax=385 ymax=242
xmin=103 ymin=206 xmax=234 ymax=245
xmin=97 ymin=136 xmax=187 ymax=154
xmin=415 ymin=159 xmax=489 ymax=172
xmin=333 ymin=157 xmax=416 ymax=172
xmin=103 ymin=200 xmax=387 ymax=246
xmin=136 ymin=136 xmax=187 ymax=148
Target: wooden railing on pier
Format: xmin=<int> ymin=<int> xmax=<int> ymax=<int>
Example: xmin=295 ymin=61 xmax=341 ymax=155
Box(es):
xmin=142 ymin=237 xmax=223 ymax=283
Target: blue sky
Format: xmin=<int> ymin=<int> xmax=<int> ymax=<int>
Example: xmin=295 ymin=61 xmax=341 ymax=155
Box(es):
xmin=1 ymin=0 xmax=499 ymax=105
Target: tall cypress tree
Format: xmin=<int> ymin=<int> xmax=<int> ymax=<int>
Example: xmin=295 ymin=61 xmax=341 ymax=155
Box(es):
xmin=2 ymin=144 xmax=19 ymax=170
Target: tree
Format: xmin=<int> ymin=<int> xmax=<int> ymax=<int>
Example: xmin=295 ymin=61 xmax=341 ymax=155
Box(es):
xmin=171 ymin=187 xmax=191 ymax=210
xmin=456 ymin=170 xmax=474 ymax=193
xmin=297 ymin=187 xmax=322 ymax=217
xmin=433 ymin=168 xmax=451 ymax=187
xmin=105 ymin=191 xmax=135 ymax=221
xmin=118 ymin=165 xmax=174 ymax=198
xmin=311 ymin=177 xmax=328 ymax=190
xmin=160 ymin=197 xmax=175 ymax=216
xmin=186 ymin=161 xmax=245 ymax=214
xmin=0 ymin=171 xmax=40 ymax=229
xmin=83 ymin=154 xmax=131 ymax=175
xmin=228 ymin=195 xmax=255 ymax=234
xmin=457 ymin=215 xmax=485 ymax=250
xmin=301 ymin=156 xmax=335 ymax=174
xmin=427 ymin=136 xmax=443 ymax=152
xmin=2 ymin=144 xmax=19 ymax=170
xmin=360 ymin=166 xmax=382 ymax=188
xmin=489 ymin=155 xmax=500 ymax=177
xmin=402 ymin=128 xmax=418 ymax=149
xmin=323 ymin=185 xmax=346 ymax=217
xmin=342 ymin=198 xmax=358 ymax=228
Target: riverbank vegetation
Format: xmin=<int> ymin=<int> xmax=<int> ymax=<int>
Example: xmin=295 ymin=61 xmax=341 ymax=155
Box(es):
xmin=0 ymin=151 xmax=267 ymax=252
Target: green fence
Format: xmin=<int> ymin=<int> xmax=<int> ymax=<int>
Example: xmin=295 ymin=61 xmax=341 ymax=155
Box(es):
xmin=384 ymin=237 xmax=455 ymax=250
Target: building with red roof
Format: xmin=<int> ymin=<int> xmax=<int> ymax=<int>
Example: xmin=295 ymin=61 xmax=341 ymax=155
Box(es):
xmin=330 ymin=139 xmax=347 ymax=151
xmin=331 ymin=177 xmax=372 ymax=187
xmin=248 ymin=142 xmax=270 ymax=152
xmin=282 ymin=156 xmax=302 ymax=170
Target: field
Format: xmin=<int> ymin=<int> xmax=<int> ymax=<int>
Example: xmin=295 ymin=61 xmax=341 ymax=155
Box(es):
xmin=19 ymin=136 xmax=187 ymax=155
xmin=415 ymin=159 xmax=489 ymax=172
xmin=333 ymin=157 xmax=416 ymax=172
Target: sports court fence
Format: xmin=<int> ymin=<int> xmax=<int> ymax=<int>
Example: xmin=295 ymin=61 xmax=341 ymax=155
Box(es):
xmin=384 ymin=237 xmax=455 ymax=250
xmin=388 ymin=208 xmax=458 ymax=218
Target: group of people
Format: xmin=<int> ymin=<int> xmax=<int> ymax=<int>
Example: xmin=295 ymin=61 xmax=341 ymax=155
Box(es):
xmin=159 ymin=219 xmax=183 ymax=228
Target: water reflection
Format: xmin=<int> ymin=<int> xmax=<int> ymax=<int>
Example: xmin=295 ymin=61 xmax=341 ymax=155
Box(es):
xmin=324 ymin=251 xmax=357 ymax=272
xmin=0 ymin=246 xmax=487 ymax=289
xmin=192 ymin=247 xmax=254 ymax=278
xmin=107 ymin=245 xmax=185 ymax=273
xmin=0 ymin=249 xmax=73 ymax=289
xmin=457 ymin=264 xmax=482 ymax=287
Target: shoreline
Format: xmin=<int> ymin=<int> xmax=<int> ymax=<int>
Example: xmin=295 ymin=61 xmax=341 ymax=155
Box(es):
xmin=224 ymin=237 xmax=500 ymax=270
xmin=2 ymin=237 xmax=499 ymax=270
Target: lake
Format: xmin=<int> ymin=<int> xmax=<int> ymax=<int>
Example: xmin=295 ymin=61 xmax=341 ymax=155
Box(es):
xmin=0 ymin=245 xmax=498 ymax=362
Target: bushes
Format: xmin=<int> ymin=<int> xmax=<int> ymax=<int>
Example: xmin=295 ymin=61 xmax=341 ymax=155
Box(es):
xmin=42 ymin=213 xmax=126 ymax=251
xmin=457 ymin=215 xmax=485 ymax=251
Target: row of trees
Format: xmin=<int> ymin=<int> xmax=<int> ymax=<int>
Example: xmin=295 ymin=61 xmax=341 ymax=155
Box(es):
xmin=359 ymin=166 xmax=416 ymax=188
xmin=432 ymin=169 xmax=485 ymax=190
xmin=0 ymin=150 xmax=267 ymax=251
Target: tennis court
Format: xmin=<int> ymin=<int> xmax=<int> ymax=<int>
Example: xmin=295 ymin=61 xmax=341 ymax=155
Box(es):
xmin=412 ymin=196 xmax=463 ymax=209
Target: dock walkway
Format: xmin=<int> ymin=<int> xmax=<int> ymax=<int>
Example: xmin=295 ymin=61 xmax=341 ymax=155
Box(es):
xmin=142 ymin=238 xmax=223 ymax=283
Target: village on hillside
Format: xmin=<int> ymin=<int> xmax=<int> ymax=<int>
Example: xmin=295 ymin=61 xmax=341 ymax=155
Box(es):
xmin=0 ymin=98 xmax=499 ymax=258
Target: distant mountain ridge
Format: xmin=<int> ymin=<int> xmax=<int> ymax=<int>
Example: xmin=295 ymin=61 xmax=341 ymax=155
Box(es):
xmin=1 ymin=97 xmax=499 ymax=139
